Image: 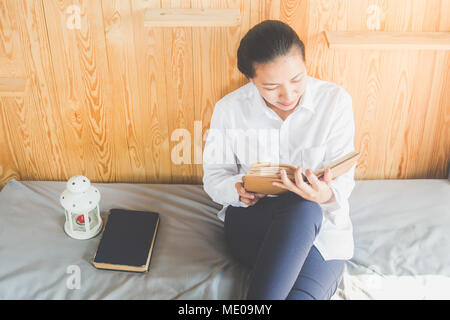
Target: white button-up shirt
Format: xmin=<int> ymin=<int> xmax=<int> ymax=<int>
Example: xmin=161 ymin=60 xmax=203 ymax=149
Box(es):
xmin=202 ymin=76 xmax=356 ymax=260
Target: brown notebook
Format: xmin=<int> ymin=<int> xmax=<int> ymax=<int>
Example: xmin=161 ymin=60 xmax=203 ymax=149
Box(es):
xmin=242 ymin=151 xmax=360 ymax=195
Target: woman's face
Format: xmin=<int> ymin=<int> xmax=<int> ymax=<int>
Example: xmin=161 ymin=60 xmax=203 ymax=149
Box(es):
xmin=250 ymin=46 xmax=307 ymax=112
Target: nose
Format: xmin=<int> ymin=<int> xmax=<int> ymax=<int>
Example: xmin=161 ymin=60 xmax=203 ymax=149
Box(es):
xmin=279 ymin=86 xmax=296 ymax=102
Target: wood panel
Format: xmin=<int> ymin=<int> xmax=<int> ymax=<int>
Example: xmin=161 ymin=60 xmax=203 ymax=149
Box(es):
xmin=0 ymin=0 xmax=70 ymax=188
xmin=144 ymin=8 xmax=241 ymax=27
xmin=0 ymin=0 xmax=26 ymax=77
xmin=325 ymin=31 xmax=450 ymax=50
xmin=0 ymin=0 xmax=449 ymax=190
xmin=294 ymin=0 xmax=450 ymax=180
xmin=193 ymin=0 xmax=250 ymax=184
xmin=0 ymin=77 xmax=30 ymax=97
xmin=43 ymin=0 xmax=117 ymax=182
xmin=102 ymin=0 xmax=146 ymax=182
xmin=161 ymin=0 xmax=195 ymax=183
xmin=0 ymin=97 xmax=23 ymax=183
xmin=131 ymin=0 xmax=172 ymax=183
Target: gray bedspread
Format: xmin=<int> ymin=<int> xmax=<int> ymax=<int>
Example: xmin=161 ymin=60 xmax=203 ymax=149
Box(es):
xmin=0 ymin=179 xmax=249 ymax=299
xmin=0 ymin=179 xmax=449 ymax=299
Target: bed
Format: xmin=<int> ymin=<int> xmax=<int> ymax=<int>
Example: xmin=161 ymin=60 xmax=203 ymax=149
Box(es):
xmin=0 ymin=178 xmax=449 ymax=299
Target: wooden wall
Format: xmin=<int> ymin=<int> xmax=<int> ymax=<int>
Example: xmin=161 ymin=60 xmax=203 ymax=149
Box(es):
xmin=0 ymin=0 xmax=449 ymax=190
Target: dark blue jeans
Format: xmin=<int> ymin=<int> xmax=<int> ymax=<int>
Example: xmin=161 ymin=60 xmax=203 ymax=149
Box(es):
xmin=224 ymin=191 xmax=346 ymax=300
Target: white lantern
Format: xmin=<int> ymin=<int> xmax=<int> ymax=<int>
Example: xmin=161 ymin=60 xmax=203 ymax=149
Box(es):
xmin=60 ymin=175 xmax=103 ymax=240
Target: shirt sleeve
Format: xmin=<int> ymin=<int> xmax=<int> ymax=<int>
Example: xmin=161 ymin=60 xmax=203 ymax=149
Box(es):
xmin=318 ymin=90 xmax=356 ymax=216
xmin=202 ymin=101 xmax=249 ymax=208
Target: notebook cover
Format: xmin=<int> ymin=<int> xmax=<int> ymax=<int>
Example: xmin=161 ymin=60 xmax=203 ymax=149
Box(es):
xmin=243 ymin=151 xmax=359 ymax=195
xmin=92 ymin=209 xmax=160 ymax=273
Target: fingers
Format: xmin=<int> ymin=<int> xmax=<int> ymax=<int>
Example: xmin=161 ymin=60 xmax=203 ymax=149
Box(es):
xmin=316 ymin=168 xmax=332 ymax=189
xmin=236 ymin=182 xmax=264 ymax=200
xmin=305 ymin=168 xmax=320 ymax=190
xmin=323 ymin=168 xmax=332 ymax=183
xmin=273 ymin=167 xmax=306 ymax=197
xmin=272 ymin=167 xmax=315 ymax=200
xmin=240 ymin=195 xmax=260 ymax=206
xmin=235 ymin=182 xmax=260 ymax=205
xmin=271 ymin=170 xmax=292 ymax=190
xmin=235 ymin=182 xmax=252 ymax=198
xmin=293 ymin=166 xmax=314 ymax=194
xmin=240 ymin=188 xmax=257 ymax=200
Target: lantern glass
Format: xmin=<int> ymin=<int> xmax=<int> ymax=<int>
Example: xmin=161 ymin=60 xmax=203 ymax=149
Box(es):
xmin=66 ymin=206 xmax=100 ymax=232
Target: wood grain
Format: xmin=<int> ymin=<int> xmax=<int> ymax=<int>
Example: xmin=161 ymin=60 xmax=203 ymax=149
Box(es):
xmin=0 ymin=0 xmax=449 ymax=190
xmin=303 ymin=0 xmax=450 ymax=179
xmin=144 ymin=8 xmax=241 ymax=27
xmin=192 ymin=0 xmax=250 ymax=184
xmin=0 ymin=0 xmax=26 ymax=77
xmin=130 ymin=0 xmax=173 ymax=183
xmin=0 ymin=77 xmax=29 ymax=97
xmin=0 ymin=0 xmax=70 ymax=188
xmin=102 ymin=0 xmax=146 ymax=182
xmin=325 ymin=31 xmax=450 ymax=50
xmin=43 ymin=0 xmax=115 ymax=182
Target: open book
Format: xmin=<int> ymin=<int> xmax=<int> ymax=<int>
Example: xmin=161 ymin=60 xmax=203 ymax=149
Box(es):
xmin=242 ymin=151 xmax=360 ymax=195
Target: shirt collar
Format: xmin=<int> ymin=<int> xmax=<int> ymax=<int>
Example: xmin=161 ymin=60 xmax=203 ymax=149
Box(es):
xmin=251 ymin=76 xmax=315 ymax=119
xmin=297 ymin=77 xmax=315 ymax=114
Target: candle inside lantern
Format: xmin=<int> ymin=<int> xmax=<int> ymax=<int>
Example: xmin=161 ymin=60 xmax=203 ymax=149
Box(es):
xmin=76 ymin=214 xmax=91 ymax=225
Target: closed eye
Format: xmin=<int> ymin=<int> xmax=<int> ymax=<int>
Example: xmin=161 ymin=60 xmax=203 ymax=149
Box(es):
xmin=292 ymin=76 xmax=306 ymax=83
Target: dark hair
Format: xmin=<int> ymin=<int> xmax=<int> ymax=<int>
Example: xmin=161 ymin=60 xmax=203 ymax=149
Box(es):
xmin=237 ymin=20 xmax=305 ymax=79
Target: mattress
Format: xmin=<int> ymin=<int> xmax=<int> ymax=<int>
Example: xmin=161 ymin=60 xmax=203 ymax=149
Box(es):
xmin=333 ymin=179 xmax=450 ymax=299
xmin=0 ymin=178 xmax=449 ymax=299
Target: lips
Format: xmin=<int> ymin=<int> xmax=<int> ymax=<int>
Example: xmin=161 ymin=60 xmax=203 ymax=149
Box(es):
xmin=279 ymin=100 xmax=297 ymax=107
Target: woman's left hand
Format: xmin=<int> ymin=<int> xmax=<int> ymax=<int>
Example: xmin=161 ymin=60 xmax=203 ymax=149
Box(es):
xmin=272 ymin=166 xmax=334 ymax=204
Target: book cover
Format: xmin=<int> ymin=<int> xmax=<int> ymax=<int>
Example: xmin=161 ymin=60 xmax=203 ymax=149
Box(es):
xmin=92 ymin=208 xmax=160 ymax=273
xmin=243 ymin=151 xmax=360 ymax=195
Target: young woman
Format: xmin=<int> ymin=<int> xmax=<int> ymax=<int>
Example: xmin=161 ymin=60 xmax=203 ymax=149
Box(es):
xmin=203 ymin=20 xmax=356 ymax=300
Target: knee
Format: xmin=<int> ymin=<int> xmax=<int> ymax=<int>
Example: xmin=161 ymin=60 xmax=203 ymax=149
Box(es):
xmin=281 ymin=195 xmax=323 ymax=226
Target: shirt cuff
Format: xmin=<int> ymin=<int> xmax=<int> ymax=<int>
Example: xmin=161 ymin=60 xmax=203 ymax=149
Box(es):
xmin=318 ymin=183 xmax=341 ymax=212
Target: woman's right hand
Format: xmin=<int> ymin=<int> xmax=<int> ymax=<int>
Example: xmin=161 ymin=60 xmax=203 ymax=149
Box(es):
xmin=235 ymin=182 xmax=266 ymax=206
